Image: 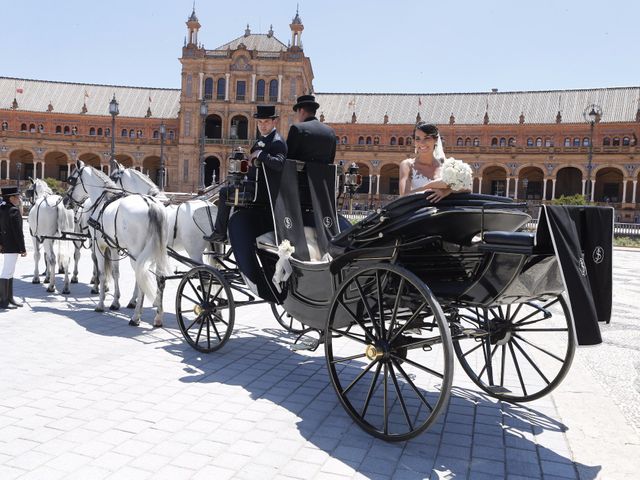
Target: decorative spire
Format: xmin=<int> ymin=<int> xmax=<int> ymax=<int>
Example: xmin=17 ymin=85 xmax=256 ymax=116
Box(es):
xmin=483 ymin=111 xmax=489 ymax=125
xmin=319 ymin=112 xmax=325 ymax=122
xmin=188 ymin=2 xmax=198 ymax=22
xmin=11 ymin=97 xmax=18 ymax=110
xmin=267 ymin=24 xmax=274 ymax=37
xmin=556 ymin=111 xmax=562 ymax=124
xmin=383 ymin=113 xmax=389 ymax=124
xmin=146 ymin=106 xmax=152 ymax=118
xmin=245 ymin=24 xmax=251 ymax=36
xmin=81 ymin=103 xmax=88 ymax=114
xmin=292 ymin=4 xmax=302 ymax=24
xmin=519 ymin=112 xmax=525 ymax=124
xmin=47 ymin=101 xmax=53 ymax=112
xmin=449 ymin=113 xmax=455 ymax=125
xmin=351 ymin=111 xmax=357 ymax=124
xmin=416 ymin=112 xmax=421 ymax=123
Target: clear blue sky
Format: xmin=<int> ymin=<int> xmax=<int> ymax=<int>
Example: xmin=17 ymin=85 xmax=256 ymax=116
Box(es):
xmin=2 ymin=0 xmax=638 ymax=94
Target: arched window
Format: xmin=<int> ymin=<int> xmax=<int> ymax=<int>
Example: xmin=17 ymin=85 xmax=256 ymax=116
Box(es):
xmin=129 ymin=129 xmax=135 ymax=138
xmin=499 ymin=137 xmax=506 ymax=147
xmin=406 ymin=137 xmax=412 ymax=145
xmin=526 ymin=138 xmax=533 ymax=146
xmin=137 ymin=130 xmax=143 ymax=138
xmin=153 ymin=130 xmax=159 ymax=139
xmin=603 ymin=137 xmax=611 ymax=146
xmin=38 ymin=124 xmax=44 ymax=133
xmin=473 ymin=138 xmax=480 ymax=146
xmin=373 ymin=136 xmax=379 ymax=145
xmin=89 ymin=127 xmax=96 ymax=136
xmin=104 ymin=128 xmax=110 ymax=137
xmin=256 ymin=79 xmax=265 ymax=101
xmin=71 ymin=127 xmax=77 ymax=135
xmin=64 ymin=126 xmax=71 ymax=135
xmin=55 ymin=125 xmax=61 ymax=134
xmin=97 ymin=128 xmax=103 ymax=136
xmin=623 ymin=136 xmax=630 ymax=146
xmin=1 ymin=121 xmax=8 ymax=131
xmin=29 ymin=123 xmax=36 ymax=132
xmin=121 ymin=128 xmax=128 ymax=137
xmin=269 ymin=79 xmax=278 ymax=102
xmin=20 ymin=123 xmax=27 ymax=131
xmin=216 ymin=78 xmax=226 ymax=100
xmin=508 ymin=137 xmax=516 ymax=146
xmin=564 ymin=137 xmax=571 ymax=146
xmin=582 ymin=137 xmax=590 ymax=146
xmin=612 ymin=137 xmax=620 ymax=146
xmin=366 ymin=136 xmax=372 ymax=145
xmin=398 ymin=137 xmax=404 ymax=146
xmin=168 ymin=130 xmax=175 ymax=140
xmin=456 ymin=137 xmax=464 ymax=146
xmin=491 ymin=137 xmax=498 ymax=147
xmin=535 ymin=137 xmax=542 ymax=147
xmin=572 ymin=137 xmax=580 ymax=146
xmin=390 ymin=136 xmax=397 ymax=145
xmin=545 ymin=138 xmax=553 ymax=147
xmin=341 ymin=136 xmax=348 ymax=144
xmin=358 ymin=136 xmax=365 ymax=145
xmin=204 ymin=77 xmax=214 ymax=100
xmin=465 ymin=137 xmax=471 ymax=146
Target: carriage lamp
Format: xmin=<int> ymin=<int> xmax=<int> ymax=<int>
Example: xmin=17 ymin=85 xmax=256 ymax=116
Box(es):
xmin=583 ymin=104 xmax=602 ymax=202
xmin=109 ymin=95 xmax=119 ymax=171
xmin=344 ymin=163 xmax=362 ymax=193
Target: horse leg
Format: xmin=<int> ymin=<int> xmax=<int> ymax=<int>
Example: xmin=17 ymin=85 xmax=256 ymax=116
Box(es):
xmin=45 ymin=243 xmax=57 ymax=293
xmin=61 ymin=258 xmax=71 ymax=295
xmin=32 ymin=237 xmax=41 ymax=284
xmin=71 ymin=243 xmax=81 ymax=283
xmin=109 ymin=250 xmax=121 ymax=310
xmin=129 ymin=292 xmax=144 ymax=326
xmin=126 ymin=283 xmax=138 ymax=309
xmin=90 ymin=251 xmax=100 ymax=294
xmin=152 ymin=276 xmax=165 ymax=328
xmin=95 ymin=252 xmax=107 ymax=312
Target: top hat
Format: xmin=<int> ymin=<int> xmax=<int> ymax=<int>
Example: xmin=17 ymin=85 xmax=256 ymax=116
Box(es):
xmin=292 ymin=94 xmax=320 ymax=111
xmin=254 ymin=105 xmax=278 ymax=119
xmin=1 ymin=186 xmax=19 ymax=196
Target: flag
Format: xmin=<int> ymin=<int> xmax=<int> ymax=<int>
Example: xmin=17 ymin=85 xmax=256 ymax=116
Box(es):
xmin=16 ymin=88 xmax=23 ymax=94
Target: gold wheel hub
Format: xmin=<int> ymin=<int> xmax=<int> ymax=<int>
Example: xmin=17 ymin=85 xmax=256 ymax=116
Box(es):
xmin=365 ymin=344 xmax=383 ymax=361
xmin=193 ymin=304 xmax=204 ymax=316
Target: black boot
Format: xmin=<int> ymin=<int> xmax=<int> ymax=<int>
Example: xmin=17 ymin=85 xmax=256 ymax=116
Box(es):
xmin=0 ymin=279 xmax=17 ymax=310
xmin=8 ymin=279 xmax=22 ymax=307
xmin=203 ymin=230 xmax=227 ymax=243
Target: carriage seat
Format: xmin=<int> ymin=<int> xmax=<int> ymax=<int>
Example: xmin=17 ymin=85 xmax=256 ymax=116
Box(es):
xmin=256 ymin=228 xmax=330 ymax=263
xmin=480 ymin=231 xmax=536 ymax=254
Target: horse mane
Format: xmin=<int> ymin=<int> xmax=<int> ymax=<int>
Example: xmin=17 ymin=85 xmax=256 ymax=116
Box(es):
xmin=128 ymin=169 xmax=160 ymax=196
xmin=36 ymin=179 xmax=54 ymax=196
xmin=88 ymin=165 xmax=118 ymax=189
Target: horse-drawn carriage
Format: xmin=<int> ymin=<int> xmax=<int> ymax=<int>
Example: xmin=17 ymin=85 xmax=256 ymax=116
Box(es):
xmin=168 ymin=155 xmax=610 ymax=441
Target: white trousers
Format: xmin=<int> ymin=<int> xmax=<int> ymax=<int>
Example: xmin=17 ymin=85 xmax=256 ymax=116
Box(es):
xmin=1 ymin=253 xmax=18 ymax=279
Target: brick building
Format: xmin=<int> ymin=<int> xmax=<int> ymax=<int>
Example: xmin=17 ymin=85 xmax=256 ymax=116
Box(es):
xmin=1 ymin=8 xmax=639 ymax=220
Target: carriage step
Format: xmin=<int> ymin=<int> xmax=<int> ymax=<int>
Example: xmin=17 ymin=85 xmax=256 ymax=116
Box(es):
xmin=486 ymin=385 xmax=511 ymax=394
xmin=290 ymin=335 xmax=321 ymax=352
xmin=462 ymin=328 xmax=488 ymax=338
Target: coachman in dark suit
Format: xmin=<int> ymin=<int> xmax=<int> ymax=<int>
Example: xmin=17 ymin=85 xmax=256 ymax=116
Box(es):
xmin=204 ymin=105 xmax=287 ymax=242
xmin=287 ymin=95 xmax=336 ymax=165
xmin=0 ymin=185 xmax=26 ymax=309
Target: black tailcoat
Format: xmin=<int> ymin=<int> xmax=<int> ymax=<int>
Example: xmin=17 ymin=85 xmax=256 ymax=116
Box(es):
xmin=0 ymin=203 xmax=26 ymax=253
xmin=286 ymin=117 xmax=336 ymax=164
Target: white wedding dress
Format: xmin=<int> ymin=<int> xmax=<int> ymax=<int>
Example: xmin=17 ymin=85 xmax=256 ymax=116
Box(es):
xmin=410 ymin=162 xmax=434 ymax=191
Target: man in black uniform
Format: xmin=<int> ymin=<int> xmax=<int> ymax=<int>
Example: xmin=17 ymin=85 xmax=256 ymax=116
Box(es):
xmin=286 ymin=94 xmax=336 ymax=164
xmin=204 ymin=105 xmax=287 ymax=242
xmin=0 ymin=186 xmax=27 ymax=309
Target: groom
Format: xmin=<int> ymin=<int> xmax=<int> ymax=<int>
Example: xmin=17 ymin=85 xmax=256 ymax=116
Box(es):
xmin=204 ymin=105 xmax=287 ymax=242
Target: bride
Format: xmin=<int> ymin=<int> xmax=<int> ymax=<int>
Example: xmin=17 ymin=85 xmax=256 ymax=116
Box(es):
xmin=399 ymin=122 xmax=468 ymax=201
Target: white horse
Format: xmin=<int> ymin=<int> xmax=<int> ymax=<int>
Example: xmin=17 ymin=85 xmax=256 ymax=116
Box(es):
xmin=111 ymin=164 xmax=217 ymax=264
xmin=26 ymin=179 xmax=74 ymax=294
xmin=66 ymin=161 xmax=170 ymax=327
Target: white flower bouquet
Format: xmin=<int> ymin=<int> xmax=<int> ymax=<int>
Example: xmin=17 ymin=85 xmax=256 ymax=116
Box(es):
xmin=272 ymin=240 xmax=296 ymax=292
xmin=441 ymin=158 xmax=473 ymax=191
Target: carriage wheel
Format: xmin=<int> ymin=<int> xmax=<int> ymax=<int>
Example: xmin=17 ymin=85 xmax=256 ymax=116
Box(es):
xmin=325 ymin=264 xmax=454 ymax=442
xmin=176 ymin=265 xmax=235 ymax=353
xmin=270 ymin=303 xmax=306 ymax=334
xmin=452 ymin=295 xmax=575 ymax=402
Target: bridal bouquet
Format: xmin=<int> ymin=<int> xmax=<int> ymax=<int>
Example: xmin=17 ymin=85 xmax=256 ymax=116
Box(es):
xmin=441 ymin=158 xmax=473 ymax=191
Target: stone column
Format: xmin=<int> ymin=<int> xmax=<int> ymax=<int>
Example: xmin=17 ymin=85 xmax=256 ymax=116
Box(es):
xmin=198 ymin=72 xmax=204 ymax=100
xmin=622 ymin=180 xmax=628 ymax=203
xmin=590 ymin=179 xmax=595 ymax=202
xmin=277 ymin=74 xmax=283 ymax=103
xmin=551 ymin=179 xmax=557 ymax=200
xmin=581 ymin=179 xmax=586 ymax=195
xmin=542 ymin=179 xmax=548 ymax=200
xmin=251 ymin=74 xmax=256 ymax=102
xmin=632 ymin=180 xmax=638 ymax=205
xmin=513 ymin=178 xmax=519 ymax=199
xmin=505 ymin=177 xmax=510 ymax=197
xmin=477 ymin=177 xmax=482 ymax=194
xmin=224 ymin=73 xmax=230 ymax=101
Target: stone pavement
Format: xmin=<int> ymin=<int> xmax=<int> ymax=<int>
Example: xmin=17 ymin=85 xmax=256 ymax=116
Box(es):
xmin=0 ymin=227 xmax=639 ymax=479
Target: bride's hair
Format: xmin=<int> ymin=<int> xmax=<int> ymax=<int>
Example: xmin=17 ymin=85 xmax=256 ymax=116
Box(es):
xmin=414 ymin=122 xmax=446 ymax=163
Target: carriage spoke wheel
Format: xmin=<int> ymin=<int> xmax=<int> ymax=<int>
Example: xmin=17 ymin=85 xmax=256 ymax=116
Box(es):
xmin=176 ymin=266 xmax=235 ymax=353
xmin=270 ymin=303 xmax=306 ymax=334
xmin=325 ymin=264 xmax=454 ymax=442
xmin=452 ymin=295 xmax=575 ymax=402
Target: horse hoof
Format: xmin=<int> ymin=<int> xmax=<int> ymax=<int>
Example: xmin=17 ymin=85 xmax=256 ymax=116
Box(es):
xmin=70 ymin=278 xmax=78 ymax=284
xmin=90 ymin=289 xmax=99 ymax=294
xmin=32 ymin=279 xmax=40 ymax=284
xmin=109 ymin=304 xmax=120 ymax=311
xmin=128 ymin=319 xmax=140 ymax=327
xmin=58 ymin=268 xmax=65 ymax=274
xmin=94 ymin=307 xmax=105 ymax=313
xmin=126 ymin=302 xmax=136 ymax=309
xmin=153 ymin=324 xmax=163 ymax=329
xmin=62 ymin=289 xmax=70 ymax=295
xmin=46 ymin=287 xmax=55 ymax=293
xmin=105 ymin=287 xmax=110 ymax=293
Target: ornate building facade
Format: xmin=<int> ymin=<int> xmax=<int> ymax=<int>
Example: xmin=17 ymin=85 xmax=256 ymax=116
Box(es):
xmin=1 ymin=8 xmax=639 ymax=220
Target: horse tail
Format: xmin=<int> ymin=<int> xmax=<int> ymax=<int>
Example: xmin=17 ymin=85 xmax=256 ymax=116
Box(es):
xmin=135 ymin=200 xmax=170 ymax=300
xmin=56 ymin=203 xmax=74 ymax=268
